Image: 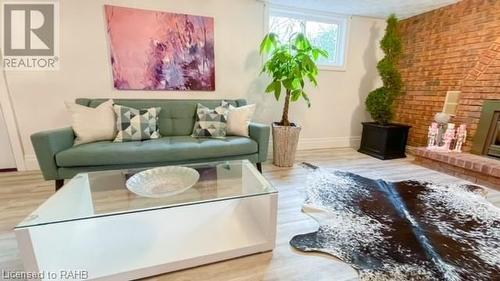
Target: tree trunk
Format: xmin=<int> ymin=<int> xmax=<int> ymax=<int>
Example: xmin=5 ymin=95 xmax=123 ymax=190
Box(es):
xmin=280 ymin=90 xmax=291 ymax=126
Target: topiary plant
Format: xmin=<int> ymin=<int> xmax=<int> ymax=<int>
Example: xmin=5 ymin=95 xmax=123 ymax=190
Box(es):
xmin=366 ymin=14 xmax=403 ymax=124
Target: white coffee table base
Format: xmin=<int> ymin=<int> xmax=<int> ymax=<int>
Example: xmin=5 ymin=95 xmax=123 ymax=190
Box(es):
xmin=15 ymin=194 xmax=277 ymax=281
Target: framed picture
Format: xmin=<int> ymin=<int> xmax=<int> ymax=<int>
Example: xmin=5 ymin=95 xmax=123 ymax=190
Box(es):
xmin=105 ymin=5 xmax=215 ymax=91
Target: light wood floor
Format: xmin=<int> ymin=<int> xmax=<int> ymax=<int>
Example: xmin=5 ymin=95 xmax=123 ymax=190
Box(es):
xmin=1 ymin=148 xmax=499 ymax=281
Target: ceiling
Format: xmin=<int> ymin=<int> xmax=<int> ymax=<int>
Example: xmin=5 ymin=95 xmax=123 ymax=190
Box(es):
xmin=266 ymin=0 xmax=460 ymax=19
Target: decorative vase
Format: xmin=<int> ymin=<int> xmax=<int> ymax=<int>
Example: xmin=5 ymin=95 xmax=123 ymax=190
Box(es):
xmin=272 ymin=123 xmax=301 ymax=167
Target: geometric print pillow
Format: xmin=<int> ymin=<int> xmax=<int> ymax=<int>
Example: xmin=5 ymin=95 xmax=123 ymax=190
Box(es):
xmin=113 ymin=105 xmax=161 ymax=142
xmin=191 ymin=103 xmax=229 ymax=138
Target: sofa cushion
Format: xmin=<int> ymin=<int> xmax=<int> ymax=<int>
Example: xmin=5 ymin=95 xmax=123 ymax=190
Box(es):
xmin=75 ymin=99 xmax=247 ymax=137
xmin=55 ymin=136 xmax=258 ymax=167
xmin=65 ymin=99 xmax=116 ymax=146
xmin=191 ymin=103 xmax=229 ymax=138
xmin=113 ymin=105 xmax=161 ymax=142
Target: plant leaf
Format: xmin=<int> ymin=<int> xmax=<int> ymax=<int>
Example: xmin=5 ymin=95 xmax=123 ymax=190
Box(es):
xmin=274 ymin=81 xmax=281 ymax=101
xmin=259 ymin=35 xmax=271 ymax=54
xmin=292 ymin=79 xmax=301 ymax=90
xmin=294 ymin=33 xmax=311 ymax=51
xmin=269 ymin=33 xmax=279 ymax=49
xmin=260 ymin=33 xmax=279 ymax=54
xmin=317 ymin=48 xmax=329 ymax=58
xmin=291 ymin=89 xmax=302 ymax=102
xmin=302 ymin=91 xmax=311 ymax=107
xmin=312 ymin=49 xmax=320 ymax=60
xmin=282 ymin=78 xmax=293 ymax=90
xmin=265 ymin=82 xmax=275 ymax=93
xmin=307 ymin=73 xmax=317 ymax=86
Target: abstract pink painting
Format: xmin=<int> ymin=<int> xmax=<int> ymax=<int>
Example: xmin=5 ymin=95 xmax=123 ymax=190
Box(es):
xmin=105 ymin=5 xmax=215 ymax=91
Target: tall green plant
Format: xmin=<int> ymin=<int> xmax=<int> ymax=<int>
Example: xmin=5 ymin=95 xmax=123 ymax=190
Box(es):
xmin=260 ymin=33 xmax=327 ymax=126
xmin=365 ymin=14 xmax=403 ymax=124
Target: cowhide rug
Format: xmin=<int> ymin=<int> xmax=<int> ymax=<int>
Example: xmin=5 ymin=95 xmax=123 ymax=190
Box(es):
xmin=290 ymin=164 xmax=500 ymax=281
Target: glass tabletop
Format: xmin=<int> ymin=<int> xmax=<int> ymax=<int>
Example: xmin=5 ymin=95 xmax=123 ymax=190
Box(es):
xmin=16 ymin=160 xmax=276 ymax=228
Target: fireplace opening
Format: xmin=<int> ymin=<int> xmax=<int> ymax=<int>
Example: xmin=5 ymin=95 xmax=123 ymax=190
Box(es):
xmin=487 ymin=116 xmax=500 ymax=158
xmin=472 ymin=100 xmax=500 ymax=158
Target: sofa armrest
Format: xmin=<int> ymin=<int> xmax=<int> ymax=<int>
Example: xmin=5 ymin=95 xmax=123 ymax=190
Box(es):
xmin=31 ymin=127 xmax=75 ymax=180
xmin=249 ymin=122 xmax=270 ymax=163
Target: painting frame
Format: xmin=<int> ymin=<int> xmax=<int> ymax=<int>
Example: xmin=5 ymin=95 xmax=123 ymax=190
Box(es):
xmin=105 ymin=5 xmax=215 ymax=91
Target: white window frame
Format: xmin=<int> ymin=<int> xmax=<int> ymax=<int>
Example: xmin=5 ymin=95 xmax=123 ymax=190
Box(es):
xmin=266 ymin=4 xmax=350 ymax=71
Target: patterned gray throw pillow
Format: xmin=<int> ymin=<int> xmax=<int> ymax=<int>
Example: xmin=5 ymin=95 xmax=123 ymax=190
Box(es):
xmin=191 ymin=103 xmax=229 ymax=138
xmin=113 ymin=105 xmax=161 ymax=142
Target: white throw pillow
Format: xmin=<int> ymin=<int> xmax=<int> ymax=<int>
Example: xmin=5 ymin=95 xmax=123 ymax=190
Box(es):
xmin=65 ymin=99 xmax=116 ymax=145
xmin=226 ymin=104 xmax=256 ymax=137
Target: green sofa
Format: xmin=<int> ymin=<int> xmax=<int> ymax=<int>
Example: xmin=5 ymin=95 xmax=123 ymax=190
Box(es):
xmin=31 ymin=99 xmax=270 ymax=189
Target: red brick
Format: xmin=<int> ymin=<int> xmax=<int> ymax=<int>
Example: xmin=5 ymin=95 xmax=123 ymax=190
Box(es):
xmin=412 ymin=148 xmax=500 ymax=189
xmin=395 ymin=0 xmax=500 ymax=150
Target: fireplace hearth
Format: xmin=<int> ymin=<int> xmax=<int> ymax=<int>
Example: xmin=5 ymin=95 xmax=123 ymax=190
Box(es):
xmin=410 ymin=100 xmax=500 ymax=189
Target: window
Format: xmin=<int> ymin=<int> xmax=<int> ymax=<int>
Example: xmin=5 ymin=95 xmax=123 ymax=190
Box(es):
xmin=268 ymin=7 xmax=349 ymax=70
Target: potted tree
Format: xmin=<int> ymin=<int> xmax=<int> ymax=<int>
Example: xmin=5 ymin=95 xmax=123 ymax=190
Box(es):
xmin=358 ymin=14 xmax=411 ymax=160
xmin=260 ymin=33 xmax=327 ymax=167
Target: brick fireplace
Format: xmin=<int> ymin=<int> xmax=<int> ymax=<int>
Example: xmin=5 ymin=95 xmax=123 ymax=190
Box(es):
xmin=395 ymin=0 xmax=500 ymax=151
xmin=395 ymin=0 xmax=500 ymax=188
xmin=411 ymin=101 xmax=500 ymax=188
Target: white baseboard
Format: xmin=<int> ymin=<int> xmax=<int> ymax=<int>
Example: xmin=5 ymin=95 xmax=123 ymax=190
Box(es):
xmin=24 ymin=154 xmax=40 ymax=171
xmin=297 ymin=136 xmax=361 ymax=150
xmin=268 ymin=136 xmax=361 ymax=154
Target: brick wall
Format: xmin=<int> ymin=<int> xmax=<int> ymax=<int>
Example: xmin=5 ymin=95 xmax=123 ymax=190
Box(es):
xmin=395 ymin=0 xmax=500 ymax=150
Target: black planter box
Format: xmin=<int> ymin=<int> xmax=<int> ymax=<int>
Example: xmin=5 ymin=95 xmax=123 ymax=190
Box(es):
xmin=358 ymin=122 xmax=411 ymax=160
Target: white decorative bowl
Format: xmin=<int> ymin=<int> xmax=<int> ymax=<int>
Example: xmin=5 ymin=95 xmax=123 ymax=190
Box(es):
xmin=126 ymin=166 xmax=200 ymax=198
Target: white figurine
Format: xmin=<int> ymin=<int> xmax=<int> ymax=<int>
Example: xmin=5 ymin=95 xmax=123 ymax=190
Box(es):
xmin=442 ymin=123 xmax=456 ymax=151
xmin=454 ymin=124 xmax=467 ymax=152
xmin=427 ymin=122 xmax=439 ymax=148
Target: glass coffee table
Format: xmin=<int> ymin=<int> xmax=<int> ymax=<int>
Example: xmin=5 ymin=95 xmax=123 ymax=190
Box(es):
xmin=15 ymin=160 xmax=277 ymax=280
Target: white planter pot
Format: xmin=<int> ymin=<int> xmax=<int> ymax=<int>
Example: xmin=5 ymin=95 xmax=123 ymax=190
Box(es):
xmin=272 ymin=123 xmax=301 ymax=167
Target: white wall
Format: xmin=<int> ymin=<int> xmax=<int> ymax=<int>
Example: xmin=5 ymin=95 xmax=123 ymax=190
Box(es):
xmin=1 ymin=0 xmax=385 ymax=170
